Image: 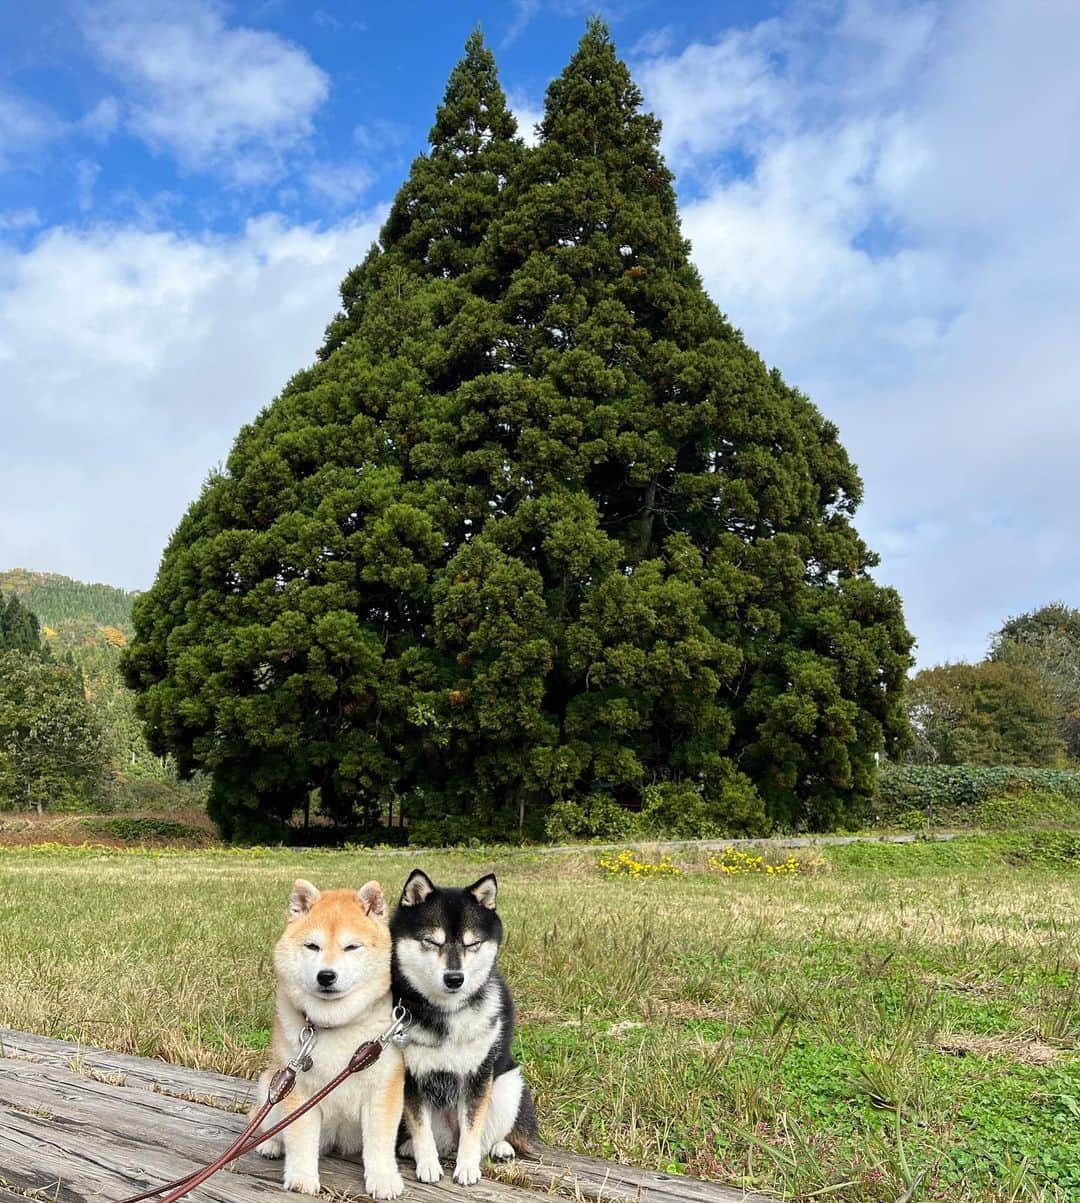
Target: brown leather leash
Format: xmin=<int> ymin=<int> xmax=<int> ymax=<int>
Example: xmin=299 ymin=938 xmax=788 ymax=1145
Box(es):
xmin=115 ymin=1005 xmax=412 ymax=1203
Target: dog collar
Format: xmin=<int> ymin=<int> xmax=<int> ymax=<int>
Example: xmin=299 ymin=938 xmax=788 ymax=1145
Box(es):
xmin=296 ymin=1006 xmax=412 ymax=1056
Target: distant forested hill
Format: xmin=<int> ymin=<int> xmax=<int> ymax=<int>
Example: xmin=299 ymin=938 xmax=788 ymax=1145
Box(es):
xmin=0 ymin=569 xmax=136 ymax=645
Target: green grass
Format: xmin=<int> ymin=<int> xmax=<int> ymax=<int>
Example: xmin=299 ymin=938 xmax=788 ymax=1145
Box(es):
xmin=0 ymin=835 xmax=1076 ymax=1202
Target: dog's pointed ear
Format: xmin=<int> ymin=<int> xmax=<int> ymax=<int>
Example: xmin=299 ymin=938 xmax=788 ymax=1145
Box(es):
xmin=358 ymin=880 xmax=387 ymax=919
xmin=400 ymin=869 xmax=435 ymax=907
xmin=288 ymin=879 xmax=320 ymax=920
xmin=467 ymin=874 xmax=498 ymax=910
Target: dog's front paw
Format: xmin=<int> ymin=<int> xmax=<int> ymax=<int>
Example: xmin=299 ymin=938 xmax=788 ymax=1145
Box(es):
xmin=453 ymin=1159 xmax=483 ymax=1186
xmin=414 ymin=1154 xmax=442 ymax=1184
xmin=365 ymin=1167 xmax=404 ymax=1200
xmin=256 ymin=1135 xmax=284 ymax=1159
xmin=283 ymin=1170 xmax=320 ymax=1195
xmin=489 ymin=1140 xmax=515 ymax=1161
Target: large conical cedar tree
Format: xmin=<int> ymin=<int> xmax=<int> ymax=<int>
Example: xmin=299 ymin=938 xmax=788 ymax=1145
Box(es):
xmin=125 ymin=24 xmax=912 ymax=841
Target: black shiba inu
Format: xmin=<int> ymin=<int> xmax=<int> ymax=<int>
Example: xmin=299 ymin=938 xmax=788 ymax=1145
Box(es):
xmin=390 ymin=869 xmax=539 ymax=1186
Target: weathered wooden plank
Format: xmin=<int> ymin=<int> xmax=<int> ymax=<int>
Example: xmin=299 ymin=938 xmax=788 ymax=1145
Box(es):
xmin=0 ymin=1031 xmax=772 ymax=1202
xmin=516 ymin=1148 xmax=768 ymax=1203
xmin=0 ymin=1028 xmax=253 ymax=1111
xmin=0 ymin=1106 xmax=279 ymax=1203
xmin=0 ymin=1058 xmax=551 ymax=1203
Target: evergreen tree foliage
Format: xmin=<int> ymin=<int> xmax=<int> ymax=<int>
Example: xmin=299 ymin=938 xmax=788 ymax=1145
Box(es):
xmin=0 ymin=590 xmax=45 ymax=656
xmin=125 ymin=25 xmax=912 ymax=841
xmin=320 ymin=29 xmax=523 ymax=360
xmin=0 ymin=650 xmax=107 ymax=811
xmin=125 ymin=34 xmax=527 ymax=840
xmin=421 ymin=21 xmax=912 ymax=832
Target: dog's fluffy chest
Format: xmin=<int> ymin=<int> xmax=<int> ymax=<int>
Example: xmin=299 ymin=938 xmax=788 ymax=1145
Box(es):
xmin=404 ymin=987 xmax=502 ymax=1078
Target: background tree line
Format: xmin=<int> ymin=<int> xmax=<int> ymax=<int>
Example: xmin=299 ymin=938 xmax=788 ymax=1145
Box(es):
xmin=906 ymin=602 xmax=1080 ymax=767
xmin=0 ymin=571 xmax=180 ymax=813
xmin=0 ymin=589 xmax=105 ymax=811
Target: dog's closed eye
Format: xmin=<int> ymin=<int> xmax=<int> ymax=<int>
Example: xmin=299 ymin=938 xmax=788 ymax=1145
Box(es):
xmin=304 ymin=941 xmax=321 ymax=952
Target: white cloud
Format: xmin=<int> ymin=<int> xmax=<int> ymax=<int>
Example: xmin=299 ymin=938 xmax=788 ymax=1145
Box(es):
xmin=0 ymin=209 xmax=41 ymax=232
xmin=74 ymin=160 xmax=101 ymax=212
xmin=629 ymin=26 xmax=677 ymax=58
xmin=501 ymin=0 xmax=630 ymax=47
xmin=636 ymin=0 xmax=1080 ymax=666
xmin=503 ymin=0 xmax=543 ymax=45
xmin=507 ymin=91 xmax=543 ymax=148
xmin=79 ymin=96 xmax=121 ymax=140
xmin=0 ymin=211 xmax=382 ymax=587
xmin=0 ymin=90 xmax=117 ymax=172
xmin=0 ymin=91 xmax=63 ymax=167
xmin=305 ymin=159 xmax=374 ymax=208
xmin=82 ymin=0 xmax=329 ymax=183
xmin=637 ymin=22 xmax=792 ymax=169
xmin=352 ymin=120 xmax=406 ymax=154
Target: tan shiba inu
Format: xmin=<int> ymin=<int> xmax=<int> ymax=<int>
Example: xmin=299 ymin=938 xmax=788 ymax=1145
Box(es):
xmin=253 ymin=879 xmax=404 ymax=1199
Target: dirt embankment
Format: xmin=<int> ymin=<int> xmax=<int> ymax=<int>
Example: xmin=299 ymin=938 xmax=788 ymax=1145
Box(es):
xmin=0 ymin=808 xmax=219 ymax=849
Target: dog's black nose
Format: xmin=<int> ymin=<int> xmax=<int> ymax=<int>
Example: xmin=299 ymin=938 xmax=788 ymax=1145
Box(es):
xmin=443 ymin=971 xmax=465 ymax=991
xmin=317 ymin=969 xmax=337 ymax=988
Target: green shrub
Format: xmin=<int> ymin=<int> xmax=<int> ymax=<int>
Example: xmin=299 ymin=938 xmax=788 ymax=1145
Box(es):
xmin=636 ymin=774 xmax=769 ymax=840
xmin=289 ymin=823 xmax=409 ymax=848
xmin=973 ymin=790 xmax=1079 ymax=830
xmin=874 ymin=763 xmax=1080 ymax=828
xmin=544 ymin=775 xmax=770 ymax=843
xmin=635 ymin=781 xmax=719 ymax=839
xmin=545 ymin=793 xmax=635 ymax=841
xmin=94 ymin=771 xmax=210 ymax=814
xmin=84 ymin=817 xmax=210 ymax=844
xmin=1002 ymin=829 xmax=1080 ymax=867
xmin=405 ymin=816 xmax=495 ymax=848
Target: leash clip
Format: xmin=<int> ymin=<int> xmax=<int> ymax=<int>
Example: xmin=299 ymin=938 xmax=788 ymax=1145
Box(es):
xmin=290 ymin=1020 xmax=318 ymax=1073
xmin=382 ymin=1003 xmax=413 ymax=1049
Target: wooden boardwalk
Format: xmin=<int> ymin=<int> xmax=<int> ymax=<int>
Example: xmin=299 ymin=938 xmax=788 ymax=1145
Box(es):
xmin=0 ymin=1029 xmax=769 ymax=1203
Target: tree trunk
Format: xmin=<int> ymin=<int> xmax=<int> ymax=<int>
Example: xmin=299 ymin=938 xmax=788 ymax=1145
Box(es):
xmin=639 ymin=478 xmax=657 ymax=556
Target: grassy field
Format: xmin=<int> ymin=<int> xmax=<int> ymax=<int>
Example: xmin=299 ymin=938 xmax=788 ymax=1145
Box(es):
xmin=0 ymin=834 xmax=1077 ymax=1202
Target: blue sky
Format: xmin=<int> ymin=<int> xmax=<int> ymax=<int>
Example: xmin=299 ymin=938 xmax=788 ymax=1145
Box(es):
xmin=2 ymin=0 xmax=1079 ymax=668
xmin=0 ymin=1 xmax=787 ymax=235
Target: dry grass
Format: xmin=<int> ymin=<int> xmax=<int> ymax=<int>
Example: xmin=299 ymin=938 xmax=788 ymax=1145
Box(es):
xmin=936 ymin=1035 xmax=1063 ymax=1066
xmin=0 ymin=836 xmax=1076 ymax=1202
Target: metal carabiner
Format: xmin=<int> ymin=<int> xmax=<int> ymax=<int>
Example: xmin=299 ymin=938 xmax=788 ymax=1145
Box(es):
xmin=290 ymin=1020 xmax=318 ymax=1072
xmin=381 ymin=1003 xmax=413 ymax=1049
